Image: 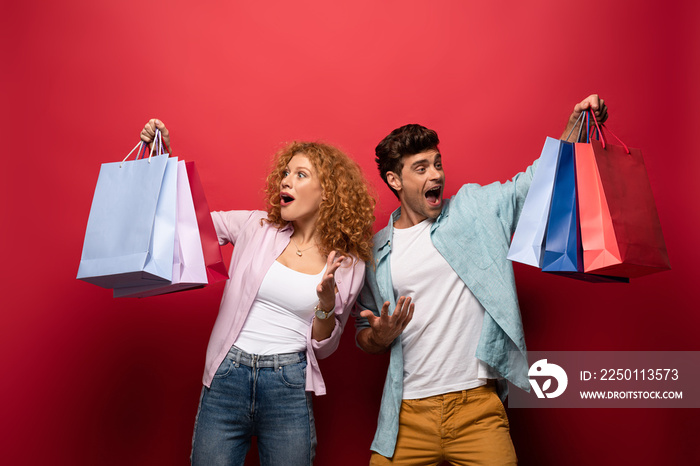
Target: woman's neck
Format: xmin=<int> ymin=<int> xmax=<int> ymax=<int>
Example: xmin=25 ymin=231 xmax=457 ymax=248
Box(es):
xmin=290 ymin=219 xmax=318 ymax=245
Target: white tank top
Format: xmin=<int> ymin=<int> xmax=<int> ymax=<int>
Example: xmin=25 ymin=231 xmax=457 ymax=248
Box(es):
xmin=234 ymin=260 xmax=326 ymax=355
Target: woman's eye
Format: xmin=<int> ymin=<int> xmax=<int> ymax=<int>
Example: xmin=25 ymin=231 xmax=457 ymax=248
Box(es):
xmin=298 ymin=172 xmax=307 ymax=178
xmin=283 ymin=170 xmax=290 ymax=177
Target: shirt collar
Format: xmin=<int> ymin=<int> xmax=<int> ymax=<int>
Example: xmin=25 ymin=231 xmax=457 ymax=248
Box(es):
xmin=373 ymin=208 xmax=400 ymax=254
xmin=280 ymin=221 xmax=294 ymax=233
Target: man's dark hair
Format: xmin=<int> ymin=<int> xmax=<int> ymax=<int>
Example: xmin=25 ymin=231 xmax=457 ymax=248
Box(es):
xmin=375 ymin=124 xmax=440 ymax=199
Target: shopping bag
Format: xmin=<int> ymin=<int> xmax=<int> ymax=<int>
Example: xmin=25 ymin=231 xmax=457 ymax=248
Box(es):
xmin=186 ymin=161 xmax=229 ymax=284
xmin=113 ymin=160 xmax=208 ymax=297
xmin=508 ymin=137 xmax=562 ymax=267
xmin=77 ymin=136 xmax=178 ymax=289
xmin=575 ymin=116 xmax=670 ymax=278
xmin=541 ymin=143 xmax=628 ymax=283
xmin=541 ymin=141 xmax=580 ymax=272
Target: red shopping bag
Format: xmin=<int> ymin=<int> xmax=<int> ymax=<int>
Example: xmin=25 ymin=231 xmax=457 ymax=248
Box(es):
xmin=186 ymin=161 xmax=229 ymax=284
xmin=574 ymin=114 xmax=670 ymax=278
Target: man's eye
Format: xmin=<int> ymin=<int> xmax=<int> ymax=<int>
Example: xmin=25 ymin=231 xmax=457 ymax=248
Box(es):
xmin=416 ymin=167 xmax=425 ymax=173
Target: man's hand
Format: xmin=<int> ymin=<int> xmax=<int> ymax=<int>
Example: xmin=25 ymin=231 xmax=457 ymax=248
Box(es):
xmin=140 ymin=118 xmax=171 ymax=150
xmin=561 ymin=94 xmax=608 ymax=142
xmin=357 ymin=296 xmax=414 ymax=354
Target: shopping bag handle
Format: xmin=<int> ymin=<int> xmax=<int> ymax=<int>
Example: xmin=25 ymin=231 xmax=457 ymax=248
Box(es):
xmin=120 ymin=141 xmax=147 ymax=168
xmin=119 ymin=129 xmax=165 ymax=168
xmin=589 ymin=110 xmax=630 ymax=154
xmin=149 ymin=129 xmax=164 ymax=159
xmin=564 ymin=111 xmax=587 ymax=142
xmin=119 ymin=128 xmax=173 ymax=168
xmin=147 ymin=128 xmax=173 ymax=157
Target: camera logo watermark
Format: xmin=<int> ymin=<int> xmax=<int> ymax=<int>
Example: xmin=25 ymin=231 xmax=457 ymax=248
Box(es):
xmin=528 ymin=359 xmax=568 ymax=398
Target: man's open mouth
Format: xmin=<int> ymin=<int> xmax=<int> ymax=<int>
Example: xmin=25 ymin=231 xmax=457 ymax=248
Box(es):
xmin=425 ymin=186 xmax=442 ymax=206
xmin=280 ymin=193 xmax=295 ymax=206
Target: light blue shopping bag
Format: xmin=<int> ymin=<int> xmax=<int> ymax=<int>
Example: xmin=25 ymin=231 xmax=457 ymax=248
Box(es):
xmin=507 ymin=136 xmax=562 ymax=267
xmin=77 ymin=135 xmax=178 ymax=289
xmin=113 ymin=160 xmax=207 ymax=298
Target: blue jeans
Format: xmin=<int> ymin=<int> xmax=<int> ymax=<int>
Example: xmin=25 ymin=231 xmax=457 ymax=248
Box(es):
xmin=191 ymin=347 xmax=316 ymax=465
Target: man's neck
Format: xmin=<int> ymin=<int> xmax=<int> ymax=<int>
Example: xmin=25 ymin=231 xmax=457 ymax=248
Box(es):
xmin=393 ymin=210 xmax=428 ymax=229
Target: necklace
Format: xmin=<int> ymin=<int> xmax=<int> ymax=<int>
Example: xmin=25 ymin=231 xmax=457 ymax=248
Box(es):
xmin=291 ymin=237 xmax=316 ymax=257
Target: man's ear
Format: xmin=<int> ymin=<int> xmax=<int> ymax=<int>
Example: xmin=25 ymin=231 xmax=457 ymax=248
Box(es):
xmin=386 ymin=171 xmax=402 ymax=193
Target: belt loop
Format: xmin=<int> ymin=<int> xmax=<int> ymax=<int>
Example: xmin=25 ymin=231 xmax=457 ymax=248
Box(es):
xmin=234 ymin=349 xmax=241 ymax=368
xmin=273 ymin=354 xmax=280 ymax=371
xmin=461 ymin=390 xmax=467 ymax=403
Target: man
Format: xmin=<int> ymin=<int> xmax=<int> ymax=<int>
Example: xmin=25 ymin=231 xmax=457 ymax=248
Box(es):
xmin=355 ymin=95 xmax=607 ymax=465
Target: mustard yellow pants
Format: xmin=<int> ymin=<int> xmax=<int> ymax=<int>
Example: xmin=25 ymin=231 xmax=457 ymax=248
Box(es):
xmin=370 ymin=382 xmax=517 ymax=466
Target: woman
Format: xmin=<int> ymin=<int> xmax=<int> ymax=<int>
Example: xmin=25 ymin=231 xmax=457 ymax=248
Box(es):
xmin=140 ymin=120 xmax=375 ymax=465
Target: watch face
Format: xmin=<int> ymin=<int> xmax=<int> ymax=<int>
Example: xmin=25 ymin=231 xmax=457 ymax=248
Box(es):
xmin=315 ymin=309 xmax=329 ymax=320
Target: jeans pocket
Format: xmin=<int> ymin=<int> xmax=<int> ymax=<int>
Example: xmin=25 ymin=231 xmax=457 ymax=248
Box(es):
xmin=278 ymin=360 xmax=307 ymax=389
xmin=213 ymin=357 xmax=234 ymax=379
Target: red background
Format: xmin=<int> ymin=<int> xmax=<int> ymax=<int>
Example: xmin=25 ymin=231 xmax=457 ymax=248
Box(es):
xmin=2 ymin=1 xmax=699 ymax=465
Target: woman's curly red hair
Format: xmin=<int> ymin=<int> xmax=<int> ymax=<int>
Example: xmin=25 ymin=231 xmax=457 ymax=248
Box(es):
xmin=264 ymin=141 xmax=375 ymax=262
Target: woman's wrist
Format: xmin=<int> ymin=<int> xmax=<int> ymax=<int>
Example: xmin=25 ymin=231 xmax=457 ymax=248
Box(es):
xmin=314 ymin=301 xmax=335 ymax=320
xmin=317 ymin=299 xmax=335 ymax=313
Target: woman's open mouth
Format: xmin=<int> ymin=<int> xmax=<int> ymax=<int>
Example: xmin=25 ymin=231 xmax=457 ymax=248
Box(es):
xmin=425 ymin=186 xmax=442 ymax=207
xmin=280 ymin=193 xmax=295 ymax=207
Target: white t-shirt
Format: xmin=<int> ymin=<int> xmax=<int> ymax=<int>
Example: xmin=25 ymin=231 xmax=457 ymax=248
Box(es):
xmin=391 ymin=218 xmax=497 ymax=399
xmin=234 ymin=260 xmax=325 ymax=355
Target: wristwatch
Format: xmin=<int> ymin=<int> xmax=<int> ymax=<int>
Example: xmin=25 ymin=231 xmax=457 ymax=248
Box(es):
xmin=314 ymin=303 xmax=335 ymax=320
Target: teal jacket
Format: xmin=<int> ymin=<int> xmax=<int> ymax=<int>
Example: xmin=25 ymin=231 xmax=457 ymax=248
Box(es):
xmin=355 ymin=160 xmax=537 ymax=458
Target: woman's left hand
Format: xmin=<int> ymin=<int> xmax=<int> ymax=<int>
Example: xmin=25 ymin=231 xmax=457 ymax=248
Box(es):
xmin=316 ymin=251 xmax=345 ymax=312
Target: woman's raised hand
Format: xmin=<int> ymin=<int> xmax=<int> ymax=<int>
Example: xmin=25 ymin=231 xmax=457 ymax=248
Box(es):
xmin=140 ymin=118 xmax=171 ymax=149
xmin=316 ymin=251 xmax=345 ymax=312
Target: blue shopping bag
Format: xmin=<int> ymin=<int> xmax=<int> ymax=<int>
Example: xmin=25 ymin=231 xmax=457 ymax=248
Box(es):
xmin=508 ymin=137 xmax=562 ymax=267
xmin=541 ymin=141 xmax=579 ymax=272
xmin=77 ymin=135 xmax=178 ymax=289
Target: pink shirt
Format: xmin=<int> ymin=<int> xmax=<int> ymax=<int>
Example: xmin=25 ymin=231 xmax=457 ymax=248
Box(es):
xmin=204 ymin=210 xmax=365 ymax=395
